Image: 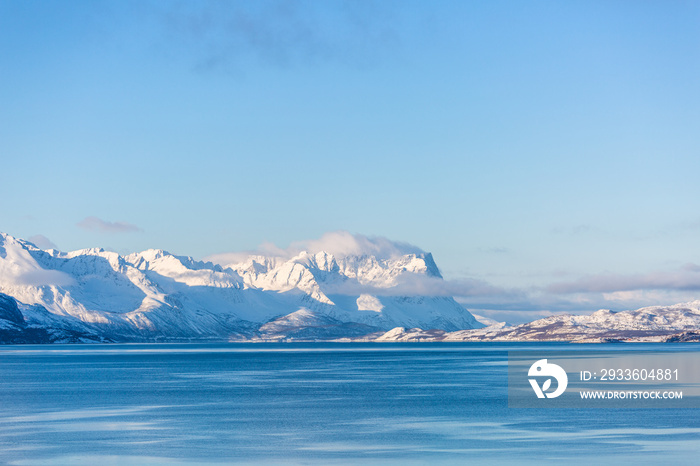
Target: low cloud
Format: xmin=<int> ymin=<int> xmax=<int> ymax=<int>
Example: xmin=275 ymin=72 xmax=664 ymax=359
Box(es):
xmin=323 ymin=274 xmax=519 ymax=299
xmin=27 ymin=234 xmax=59 ymax=250
xmin=0 ymin=264 xmax=75 ymax=288
xmin=547 ymin=264 xmax=700 ymax=294
xmin=4 ymin=269 xmax=76 ymax=287
xmin=447 ymin=264 xmax=700 ymax=316
xmin=391 ymin=275 xmax=521 ymax=299
xmin=77 ymin=217 xmax=143 ymax=234
xmin=0 ymin=237 xmax=76 ymax=287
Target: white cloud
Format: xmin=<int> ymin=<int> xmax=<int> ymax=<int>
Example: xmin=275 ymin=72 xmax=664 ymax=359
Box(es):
xmin=206 ymin=230 xmax=424 ymax=266
xmin=0 ymin=268 xmax=76 ymax=287
xmin=77 ymin=216 xmax=143 ymax=234
xmin=289 ymin=231 xmax=423 ymax=259
xmin=0 ymin=254 xmax=75 ymax=288
xmin=27 ymin=234 xmax=59 ymax=250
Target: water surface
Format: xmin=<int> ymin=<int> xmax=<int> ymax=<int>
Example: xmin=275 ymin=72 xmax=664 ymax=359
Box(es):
xmin=1 ymin=342 xmax=698 ymax=464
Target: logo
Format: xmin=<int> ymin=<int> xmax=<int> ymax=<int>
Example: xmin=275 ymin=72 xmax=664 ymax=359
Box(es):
xmin=528 ymin=359 xmax=568 ymax=398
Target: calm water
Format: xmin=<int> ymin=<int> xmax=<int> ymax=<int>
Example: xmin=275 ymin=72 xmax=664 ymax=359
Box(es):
xmin=1 ymin=342 xmax=699 ymax=465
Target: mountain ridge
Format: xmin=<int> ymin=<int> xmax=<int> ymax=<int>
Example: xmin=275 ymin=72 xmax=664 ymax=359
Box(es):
xmin=0 ymin=232 xmax=481 ymax=342
xmin=362 ymin=301 xmax=700 ymax=343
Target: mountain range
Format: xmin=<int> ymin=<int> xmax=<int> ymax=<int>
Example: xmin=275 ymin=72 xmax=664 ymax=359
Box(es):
xmin=1 ymin=232 xmax=699 ymax=343
xmin=363 ymin=302 xmax=700 ymax=343
xmin=0 ymin=232 xmax=480 ymax=343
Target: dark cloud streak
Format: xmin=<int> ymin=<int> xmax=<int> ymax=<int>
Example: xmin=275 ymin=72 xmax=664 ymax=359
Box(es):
xmin=159 ymin=0 xmax=404 ymax=71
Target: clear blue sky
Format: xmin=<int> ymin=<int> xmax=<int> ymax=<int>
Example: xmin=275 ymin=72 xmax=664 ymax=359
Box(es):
xmin=2 ymin=0 xmax=700 ymax=321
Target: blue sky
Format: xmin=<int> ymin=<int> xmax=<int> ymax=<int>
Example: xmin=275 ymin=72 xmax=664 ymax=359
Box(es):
xmin=2 ymin=1 xmax=700 ymax=321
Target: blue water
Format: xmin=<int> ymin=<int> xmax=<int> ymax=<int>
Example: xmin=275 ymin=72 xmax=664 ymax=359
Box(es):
xmin=0 ymin=342 xmax=699 ymax=465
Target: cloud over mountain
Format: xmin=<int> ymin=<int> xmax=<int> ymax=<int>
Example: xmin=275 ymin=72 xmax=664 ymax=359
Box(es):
xmin=206 ymin=231 xmax=424 ymax=266
xmin=289 ymin=231 xmax=424 ymax=259
xmin=27 ymin=234 xmax=59 ymax=251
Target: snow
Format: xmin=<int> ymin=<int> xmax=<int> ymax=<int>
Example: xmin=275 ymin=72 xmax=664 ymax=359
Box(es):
xmin=472 ymin=314 xmax=507 ymax=327
xmin=356 ymin=294 xmax=384 ymax=312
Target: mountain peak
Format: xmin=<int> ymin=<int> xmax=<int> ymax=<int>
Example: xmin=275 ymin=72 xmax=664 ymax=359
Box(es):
xmin=422 ymin=252 xmax=442 ymax=278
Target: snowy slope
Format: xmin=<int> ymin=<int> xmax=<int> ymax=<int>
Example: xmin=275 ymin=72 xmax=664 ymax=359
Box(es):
xmin=0 ymin=232 xmax=482 ymax=342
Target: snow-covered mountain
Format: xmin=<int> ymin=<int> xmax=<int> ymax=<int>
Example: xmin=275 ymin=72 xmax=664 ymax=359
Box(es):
xmin=0 ymin=232 xmax=482 ymax=342
xmin=365 ymin=302 xmax=700 ymax=343
xmin=4 ymin=231 xmax=698 ymax=344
